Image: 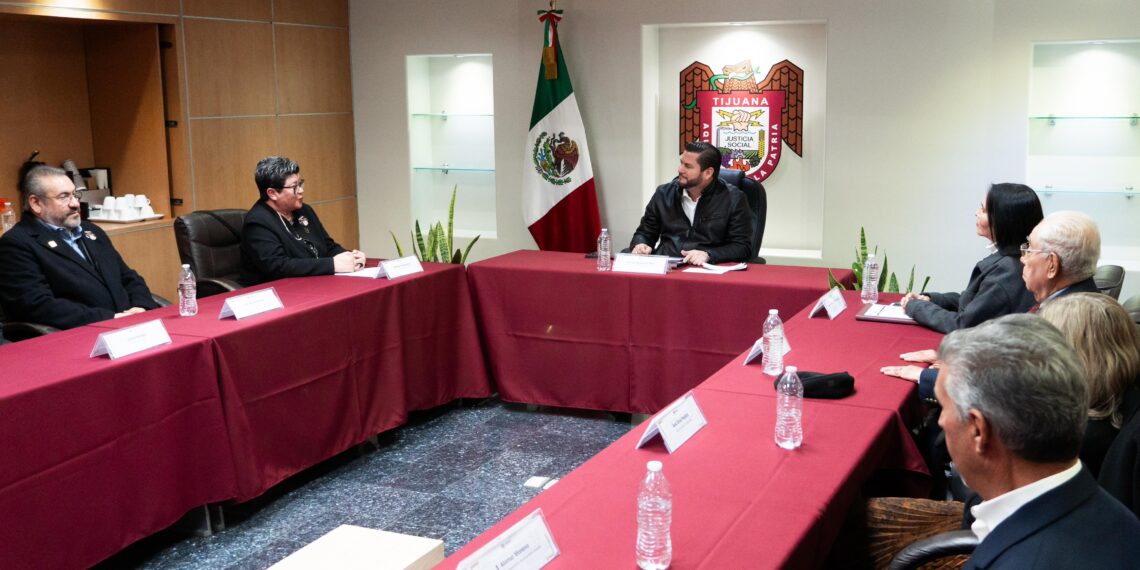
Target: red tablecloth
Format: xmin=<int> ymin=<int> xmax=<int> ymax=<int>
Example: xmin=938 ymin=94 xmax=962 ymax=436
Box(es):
xmin=440 ymin=387 xmax=909 ymax=569
xmin=699 ymin=290 xmax=944 ymax=476
xmin=89 ymin=262 xmax=492 ymax=501
xmin=0 ymin=327 xmax=234 ymax=569
xmin=468 ymin=250 xmax=853 ymax=413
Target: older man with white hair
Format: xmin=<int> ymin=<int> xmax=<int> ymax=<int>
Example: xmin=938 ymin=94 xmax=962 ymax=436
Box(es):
xmin=935 ymin=314 xmax=1140 ymax=568
xmin=1020 ymin=210 xmax=1100 ymax=309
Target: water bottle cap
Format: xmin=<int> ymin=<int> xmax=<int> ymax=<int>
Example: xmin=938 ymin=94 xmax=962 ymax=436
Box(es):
xmin=768 ymin=309 xmax=778 ymax=315
xmin=647 ymin=460 xmax=662 ymax=472
xmin=866 ymin=253 xmax=875 ymax=259
xmin=785 ymin=366 xmax=797 ymax=373
xmin=181 ymin=263 xmax=190 ymax=269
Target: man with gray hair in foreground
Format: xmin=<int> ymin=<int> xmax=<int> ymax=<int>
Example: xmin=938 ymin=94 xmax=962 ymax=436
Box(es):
xmin=1020 ymin=210 xmax=1100 ymax=309
xmin=935 ymin=314 xmax=1140 ymax=568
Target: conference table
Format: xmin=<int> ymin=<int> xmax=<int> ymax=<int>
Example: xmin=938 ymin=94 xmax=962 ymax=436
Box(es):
xmin=468 ymin=250 xmax=855 ymax=413
xmin=0 ymin=326 xmax=235 ymax=569
xmin=442 ymin=290 xmax=942 ymax=569
xmin=0 ymin=261 xmax=492 ymax=568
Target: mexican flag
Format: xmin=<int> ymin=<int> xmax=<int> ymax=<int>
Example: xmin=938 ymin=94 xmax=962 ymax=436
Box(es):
xmin=523 ymin=9 xmax=601 ymax=253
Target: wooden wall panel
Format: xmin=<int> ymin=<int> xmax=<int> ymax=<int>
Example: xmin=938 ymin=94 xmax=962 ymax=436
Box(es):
xmin=183 ymin=0 xmax=270 ymax=21
xmin=101 ymin=222 xmax=181 ymax=300
xmin=190 ymin=117 xmax=277 ymax=211
xmin=0 ymin=19 xmax=94 ymax=208
xmin=272 ymin=0 xmax=347 ymax=28
xmin=278 ymin=114 xmax=355 ymax=203
xmin=85 ymin=23 xmax=170 ymax=206
xmin=184 ymin=19 xmax=275 ymax=117
xmin=311 ymin=197 xmax=358 ymax=251
xmin=159 ymin=23 xmax=193 ymax=219
xmin=275 ymin=25 xmax=351 ymax=114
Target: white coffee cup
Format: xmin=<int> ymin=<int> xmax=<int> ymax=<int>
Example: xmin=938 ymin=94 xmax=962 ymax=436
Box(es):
xmin=106 ymin=207 xmax=121 ymax=220
xmin=103 ymin=196 xmax=116 ymax=210
xmin=114 ymin=196 xmax=129 ymax=210
xmin=89 ymin=206 xmax=103 ymax=219
xmin=89 ymin=169 xmax=109 ymax=190
xmin=133 ymin=194 xmax=150 ymax=208
xmin=140 ymin=205 xmax=155 ymax=217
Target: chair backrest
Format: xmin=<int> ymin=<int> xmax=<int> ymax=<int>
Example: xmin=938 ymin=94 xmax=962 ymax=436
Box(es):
xmin=717 ymin=168 xmax=767 ymax=258
xmin=173 ymin=209 xmax=245 ymax=283
xmin=1094 ymin=264 xmax=1125 ymax=300
xmin=1123 ymin=294 xmax=1140 ymax=327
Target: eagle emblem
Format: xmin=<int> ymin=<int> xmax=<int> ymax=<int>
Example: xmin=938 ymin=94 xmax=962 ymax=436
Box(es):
xmin=532 ymin=131 xmax=580 ymax=185
xmin=680 ymin=59 xmax=804 ymax=182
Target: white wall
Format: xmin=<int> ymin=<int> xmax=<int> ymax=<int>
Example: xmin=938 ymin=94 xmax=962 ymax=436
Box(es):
xmin=350 ymin=0 xmax=1140 ymax=299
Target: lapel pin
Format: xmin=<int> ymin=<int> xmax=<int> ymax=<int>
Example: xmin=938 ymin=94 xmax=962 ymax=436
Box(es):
xmin=47 ymin=240 xmax=58 ymax=248
xmin=84 ymin=231 xmax=97 ymax=240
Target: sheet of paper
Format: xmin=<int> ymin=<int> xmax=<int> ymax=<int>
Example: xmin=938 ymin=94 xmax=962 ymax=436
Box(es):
xmin=865 ymin=303 xmax=912 ymax=320
xmin=337 ymin=266 xmax=385 ymax=278
xmin=683 ymin=262 xmax=748 ymax=275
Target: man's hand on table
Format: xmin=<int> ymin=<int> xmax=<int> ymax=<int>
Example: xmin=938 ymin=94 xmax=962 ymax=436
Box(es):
xmin=631 ymin=244 xmax=653 ymax=255
xmin=114 ymin=307 xmax=147 ymax=319
xmin=681 ymin=249 xmax=709 ymax=266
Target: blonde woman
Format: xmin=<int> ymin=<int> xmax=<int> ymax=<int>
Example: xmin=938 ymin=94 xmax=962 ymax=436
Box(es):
xmin=1039 ymin=293 xmax=1140 ymax=476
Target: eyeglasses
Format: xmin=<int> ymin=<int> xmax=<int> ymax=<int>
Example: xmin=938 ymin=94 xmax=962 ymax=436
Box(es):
xmin=43 ymin=189 xmax=83 ymax=205
xmin=279 ymin=179 xmax=305 ymax=194
xmin=1019 ymin=242 xmax=1051 ymax=258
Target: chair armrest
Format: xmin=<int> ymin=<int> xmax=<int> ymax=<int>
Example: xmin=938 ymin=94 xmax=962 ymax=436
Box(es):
xmin=151 ymin=293 xmax=172 ymax=308
xmin=197 ymin=277 xmax=242 ymax=298
xmin=3 ymin=321 xmax=61 ymax=341
xmin=888 ymin=529 xmax=978 ymax=570
xmin=749 ymin=256 xmax=767 ymax=264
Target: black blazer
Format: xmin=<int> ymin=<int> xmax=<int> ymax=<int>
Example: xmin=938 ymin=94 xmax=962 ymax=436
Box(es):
xmin=0 ymin=216 xmax=157 ymax=330
xmin=966 ymin=466 xmax=1140 ymax=569
xmin=906 ymin=246 xmax=1035 ymax=333
xmin=239 ymin=201 xmax=347 ymax=286
xmin=629 ymin=177 xmax=753 ymax=264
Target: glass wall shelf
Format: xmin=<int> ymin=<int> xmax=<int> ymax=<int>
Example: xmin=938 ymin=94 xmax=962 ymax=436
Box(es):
xmin=1035 ymin=186 xmax=1136 ymax=197
xmin=412 ymin=166 xmax=495 ymax=172
xmin=411 ymin=113 xmax=494 ymax=118
xmin=1029 ymin=115 xmax=1139 ymax=125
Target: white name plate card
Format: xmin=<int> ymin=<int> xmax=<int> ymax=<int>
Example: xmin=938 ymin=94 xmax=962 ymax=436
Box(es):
xmin=380 ymin=255 xmax=424 ymax=280
xmin=808 ymin=286 xmax=848 ymax=319
xmin=742 ymin=334 xmax=793 ymax=366
xmin=218 ymin=287 xmax=284 ymax=320
xmin=457 ymin=509 xmax=560 ymax=570
xmin=612 ymin=253 xmax=670 ymax=275
xmin=90 ymin=319 xmax=172 ymax=360
xmin=635 ymin=392 xmax=708 ymax=453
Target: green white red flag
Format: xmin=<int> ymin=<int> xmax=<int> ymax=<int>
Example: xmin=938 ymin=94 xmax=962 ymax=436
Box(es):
xmin=523 ymin=8 xmax=600 ymax=252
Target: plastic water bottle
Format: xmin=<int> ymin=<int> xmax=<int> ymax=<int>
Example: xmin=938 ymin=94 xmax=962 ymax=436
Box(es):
xmin=178 ymin=264 xmax=198 ymax=317
xmin=0 ymin=200 xmax=14 ymax=233
xmin=597 ymin=228 xmax=612 ymax=271
xmin=775 ymin=366 xmax=804 ymax=450
xmin=636 ymin=460 xmax=672 ymax=570
xmin=761 ymin=309 xmax=784 ymax=376
xmin=861 ymin=253 xmax=880 ymax=304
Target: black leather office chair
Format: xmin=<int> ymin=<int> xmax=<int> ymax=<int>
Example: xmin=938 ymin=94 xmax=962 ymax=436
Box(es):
xmin=1124 ymin=294 xmax=1140 ymax=326
xmin=717 ymin=168 xmax=767 ymax=264
xmin=889 ymin=529 xmax=978 ymax=569
xmin=174 ymin=209 xmax=245 ymax=298
xmin=0 ymin=294 xmax=171 ymax=342
xmin=1094 ymin=265 xmax=1125 ymax=300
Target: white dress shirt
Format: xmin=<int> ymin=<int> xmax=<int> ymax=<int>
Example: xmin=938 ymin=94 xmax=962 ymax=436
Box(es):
xmin=969 ymin=460 xmax=1082 ymax=542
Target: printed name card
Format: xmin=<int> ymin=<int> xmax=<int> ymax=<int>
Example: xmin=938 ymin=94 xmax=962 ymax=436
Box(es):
xmin=219 ymin=287 xmax=284 ymax=320
xmin=612 ymin=253 xmax=670 ymax=275
xmin=808 ymin=286 xmax=848 ymax=319
xmin=457 ymin=509 xmax=559 ymax=570
xmin=90 ymin=319 xmax=172 ymax=360
xmin=380 ymin=255 xmax=424 ymax=279
xmin=635 ymin=392 xmax=708 ymax=453
xmin=742 ymin=334 xmax=793 ymax=366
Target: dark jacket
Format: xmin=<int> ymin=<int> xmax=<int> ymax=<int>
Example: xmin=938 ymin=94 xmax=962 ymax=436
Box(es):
xmin=965 ymin=466 xmax=1140 ymax=569
xmin=629 ymin=177 xmax=752 ymax=264
xmin=239 ymin=201 xmax=347 ymax=286
xmin=906 ymin=246 xmax=1035 ymax=333
xmin=1100 ymin=384 xmax=1140 ymax=518
xmin=0 ymin=216 xmax=157 ymax=330
xmin=1039 ymin=276 xmax=1100 ymax=309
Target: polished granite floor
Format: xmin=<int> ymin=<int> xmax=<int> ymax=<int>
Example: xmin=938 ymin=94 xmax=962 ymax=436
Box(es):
xmin=97 ymin=398 xmax=633 ymax=569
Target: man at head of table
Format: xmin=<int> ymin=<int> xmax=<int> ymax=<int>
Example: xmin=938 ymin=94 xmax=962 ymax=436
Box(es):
xmin=238 ymin=156 xmax=366 ymax=286
xmin=0 ymin=163 xmax=157 ymax=331
xmin=628 ymin=141 xmax=752 ymax=266
xmin=934 ymin=314 xmax=1140 ymax=568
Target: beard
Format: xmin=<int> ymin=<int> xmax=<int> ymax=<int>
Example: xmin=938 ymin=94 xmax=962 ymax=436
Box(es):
xmin=49 ymin=209 xmax=82 ymax=230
